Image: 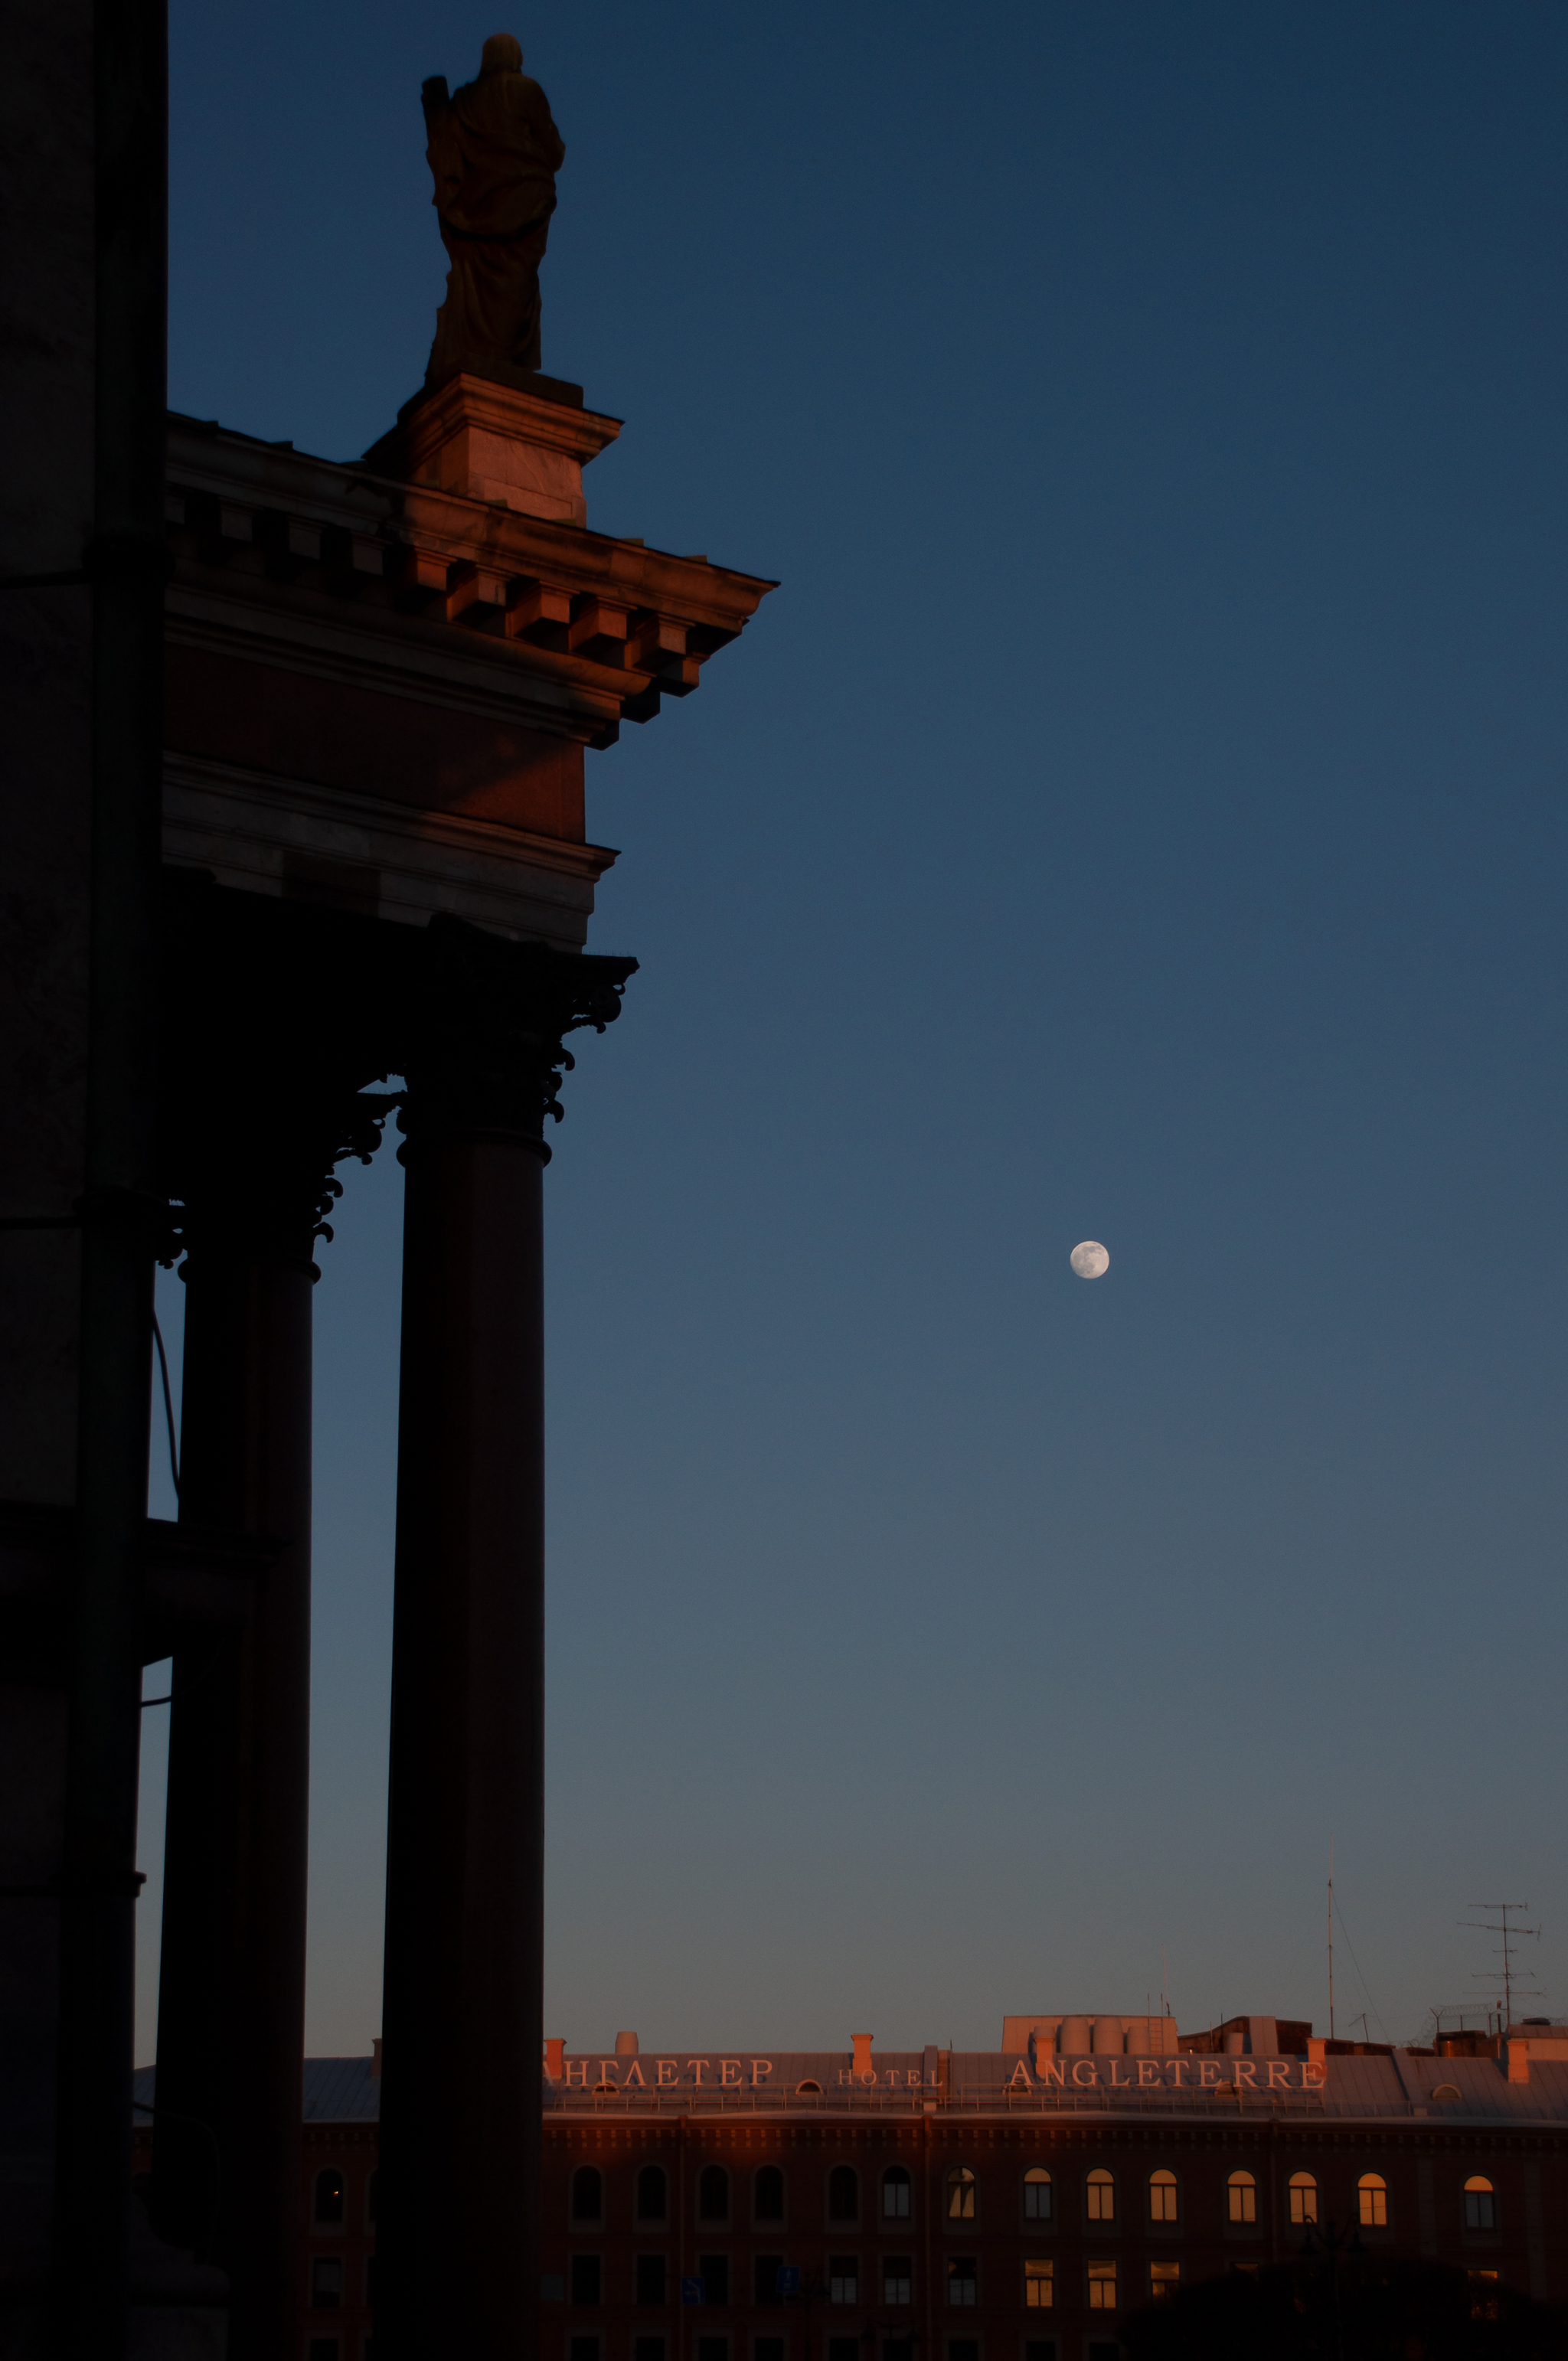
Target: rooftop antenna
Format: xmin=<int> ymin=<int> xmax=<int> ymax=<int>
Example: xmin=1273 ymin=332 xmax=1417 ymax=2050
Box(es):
xmin=1461 ymin=1902 xmax=1544 ymax=2030
xmin=1327 ymin=1837 xmax=1335 ymax=2041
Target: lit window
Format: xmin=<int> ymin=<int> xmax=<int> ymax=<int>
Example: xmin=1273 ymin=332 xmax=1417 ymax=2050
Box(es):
xmin=1357 ymin=2173 xmax=1387 ymax=2228
xmin=572 ymin=2167 xmax=603 ymax=2224
xmin=946 ymin=2167 xmax=975 ymax=2221
xmin=1469 ymin=2270 xmax=1500 ymax=2320
xmin=571 ymin=2255 xmax=602 ymax=2307
xmin=1087 ymin=2259 xmax=1117 ymax=2310
xmin=947 ymin=2257 xmax=977 ymax=2307
xmin=1464 ymin=2176 xmax=1496 ymax=2231
xmin=828 ymin=2167 xmax=859 ymax=2222
xmin=1086 ymin=2170 xmax=1116 ymax=2223
xmin=883 ymin=2166 xmax=912 ymax=2220
xmin=1227 ymin=2171 xmax=1256 ymax=2225
xmin=698 ymin=2166 xmax=729 ymax=2222
xmin=638 ymin=2166 xmax=668 ymax=2223
xmin=313 ymin=2169 xmax=345 ymax=2226
xmin=829 ymin=2257 xmax=858 ymax=2304
xmin=1024 ymin=2260 xmax=1054 ymax=2310
xmin=883 ymin=2258 xmax=912 ymax=2306
xmin=310 ymin=2258 xmax=343 ymax=2311
xmin=636 ymin=2256 xmax=667 ymax=2306
xmin=1023 ymin=2167 xmax=1052 ymax=2222
xmin=1150 ymin=2262 xmax=1181 ymax=2301
xmin=1149 ymin=2170 xmax=1178 ymax=2224
xmin=1288 ymin=2173 xmax=1318 ymax=2226
xmin=755 ymin=2167 xmax=785 ymax=2224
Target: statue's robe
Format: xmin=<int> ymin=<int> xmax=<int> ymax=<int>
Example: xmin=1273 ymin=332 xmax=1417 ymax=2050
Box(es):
xmin=424 ymin=67 xmax=566 ymax=385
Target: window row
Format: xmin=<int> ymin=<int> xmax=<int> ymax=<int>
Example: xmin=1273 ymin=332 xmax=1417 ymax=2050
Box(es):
xmin=561 ymin=2342 xmax=1089 ymax=2361
xmin=567 ymin=2164 xmax=1501 ymax=2239
xmin=551 ymin=2254 xmax=1184 ymax=2311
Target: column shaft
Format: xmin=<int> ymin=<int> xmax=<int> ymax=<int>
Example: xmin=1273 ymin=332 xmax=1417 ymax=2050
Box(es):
xmin=379 ymin=1132 xmax=545 ymax=2355
xmin=151 ymin=1248 xmax=312 ymax=2358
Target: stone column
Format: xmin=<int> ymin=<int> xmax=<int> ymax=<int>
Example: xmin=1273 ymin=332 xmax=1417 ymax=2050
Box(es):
xmin=377 ymin=919 xmax=632 ymax=2357
xmin=150 ymin=876 xmax=399 ymax=2356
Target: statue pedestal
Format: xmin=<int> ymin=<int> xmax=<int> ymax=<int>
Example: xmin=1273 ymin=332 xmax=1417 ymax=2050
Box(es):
xmin=363 ymin=371 xmax=622 ymax=527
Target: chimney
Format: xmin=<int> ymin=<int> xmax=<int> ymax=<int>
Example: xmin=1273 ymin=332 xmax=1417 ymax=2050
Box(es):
xmin=544 ymin=2037 xmax=566 ymax=2082
xmin=851 ymin=2033 xmax=874 ymax=2077
xmin=371 ymin=2038 xmax=382 ymax=2080
xmin=614 ymin=2030 xmax=639 ymax=2058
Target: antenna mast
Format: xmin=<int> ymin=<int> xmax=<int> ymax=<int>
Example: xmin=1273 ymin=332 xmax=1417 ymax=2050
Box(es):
xmin=1327 ymin=1837 xmax=1335 ymax=2041
xmin=1461 ymin=1901 xmax=1544 ymax=2031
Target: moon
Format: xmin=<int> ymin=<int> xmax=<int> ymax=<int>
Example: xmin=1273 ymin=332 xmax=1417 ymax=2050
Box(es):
xmin=1070 ymin=1239 xmax=1110 ymax=1279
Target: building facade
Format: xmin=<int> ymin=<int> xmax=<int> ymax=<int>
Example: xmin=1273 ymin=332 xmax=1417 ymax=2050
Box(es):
xmin=136 ymin=2015 xmax=1568 ymax=2360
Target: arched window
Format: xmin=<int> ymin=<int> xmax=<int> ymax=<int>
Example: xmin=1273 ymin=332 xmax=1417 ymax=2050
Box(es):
xmin=828 ymin=2166 xmax=858 ymax=2222
xmin=755 ymin=2165 xmax=785 ymax=2222
xmin=570 ymin=2166 xmax=603 ymax=2223
xmin=1357 ymin=2173 xmax=1387 ymax=2229
xmin=1227 ymin=2170 xmax=1256 ymax=2225
xmin=314 ymin=2168 xmax=344 ymax=2225
xmin=1023 ymin=2167 xmax=1052 ymax=2222
xmin=946 ymin=2167 xmax=976 ymax=2221
xmin=637 ymin=2165 xmax=668 ymax=2222
xmin=883 ymin=2165 xmax=911 ymax=2219
xmin=797 ymin=2079 xmax=823 ymax=2094
xmin=1464 ymin=2176 xmax=1496 ymax=2231
xmin=1288 ymin=2172 xmax=1318 ymax=2226
xmin=1086 ymin=2168 xmax=1116 ymax=2224
xmin=1149 ymin=2170 xmax=1178 ymax=2224
xmin=697 ymin=2165 xmax=729 ymax=2222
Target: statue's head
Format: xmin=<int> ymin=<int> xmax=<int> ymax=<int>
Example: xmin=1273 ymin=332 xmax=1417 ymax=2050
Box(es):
xmin=480 ymin=32 xmax=523 ymax=75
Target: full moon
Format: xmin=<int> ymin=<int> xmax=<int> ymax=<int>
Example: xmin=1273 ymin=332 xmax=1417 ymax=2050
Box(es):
xmin=1070 ymin=1239 xmax=1110 ymax=1279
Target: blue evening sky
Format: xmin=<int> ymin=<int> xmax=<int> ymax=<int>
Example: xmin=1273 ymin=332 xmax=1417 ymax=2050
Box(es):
xmin=139 ymin=0 xmax=1568 ymax=2063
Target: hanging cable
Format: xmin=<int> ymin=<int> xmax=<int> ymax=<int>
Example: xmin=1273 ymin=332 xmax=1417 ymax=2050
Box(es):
xmin=151 ymin=1305 xmax=179 ymax=1500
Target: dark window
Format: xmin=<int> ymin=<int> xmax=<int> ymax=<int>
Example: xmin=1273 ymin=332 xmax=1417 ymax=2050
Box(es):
xmin=314 ymin=2169 xmax=345 ymax=2225
xmin=699 ymin=2255 xmax=730 ymax=2307
xmin=699 ymin=2166 xmax=730 ymax=2222
xmin=571 ymin=2255 xmax=603 ymax=2307
xmin=830 ymin=2343 xmax=861 ymax=2361
xmin=637 ymin=2255 xmax=668 ymax=2306
xmin=755 ymin=2166 xmax=785 ymax=2222
xmin=828 ymin=2166 xmax=858 ymax=2222
xmin=572 ymin=2167 xmax=603 ymax=2223
xmin=307 ymin=2343 xmax=339 ymax=2361
xmin=884 ymin=2258 xmax=912 ymax=2306
xmin=1024 ymin=2345 xmax=1058 ymax=2361
xmin=883 ymin=2165 xmax=912 ymax=2219
xmin=542 ymin=2275 xmax=567 ymax=2302
xmin=635 ymin=2339 xmax=666 ymax=2361
xmin=829 ymin=2256 xmax=858 ymax=2304
xmin=948 ymin=2343 xmax=980 ymax=2361
xmin=947 ymin=2258 xmax=977 ymax=2307
xmin=1023 ymin=2167 xmax=1051 ymax=2222
xmin=756 ymin=2342 xmax=786 ymax=2361
xmin=1089 ymin=2347 xmax=1121 ymax=2361
xmin=366 ymin=2168 xmax=377 ymax=2225
xmin=365 ymin=2255 xmax=377 ymax=2307
xmin=754 ymin=2255 xmax=783 ymax=2307
xmin=310 ymin=2257 xmax=343 ymax=2310
xmin=697 ymin=2343 xmax=729 ymax=2361
xmin=638 ymin=2166 xmax=669 ymax=2223
xmin=570 ymin=2340 xmax=602 ymax=2361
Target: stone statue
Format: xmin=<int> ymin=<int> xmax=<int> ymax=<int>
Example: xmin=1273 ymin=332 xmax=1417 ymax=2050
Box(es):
xmin=421 ymin=34 xmax=565 ymax=390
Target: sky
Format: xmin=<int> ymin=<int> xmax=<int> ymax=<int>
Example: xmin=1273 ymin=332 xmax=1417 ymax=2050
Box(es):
xmin=137 ymin=0 xmax=1568 ymax=2065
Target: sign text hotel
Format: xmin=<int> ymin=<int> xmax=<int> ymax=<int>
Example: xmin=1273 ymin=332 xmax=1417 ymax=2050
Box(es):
xmin=552 ymin=2057 xmax=1328 ymax=2094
